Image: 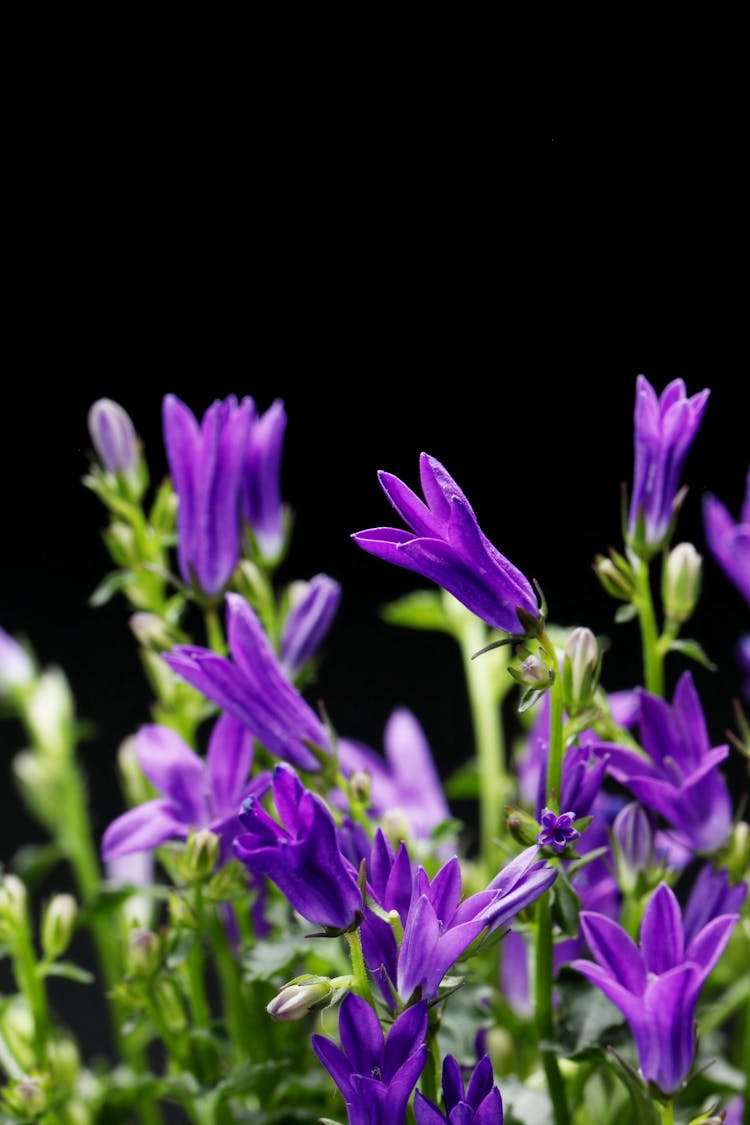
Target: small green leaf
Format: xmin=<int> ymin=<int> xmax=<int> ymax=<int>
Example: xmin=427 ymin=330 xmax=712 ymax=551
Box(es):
xmin=556 ymin=972 xmax=628 ymax=1060
xmin=40 ymin=960 xmax=94 ymax=984
xmin=242 ymin=933 xmax=311 ymax=983
xmin=614 ymin=604 xmax=638 ymax=624
xmin=550 ymin=869 xmax=581 ymax=938
xmin=668 ymin=638 xmax=717 ymax=672
xmin=443 ymin=759 xmax=479 ymax=799
xmin=89 ymin=570 xmax=132 ymax=607
xmin=380 ymin=590 xmax=453 ymax=633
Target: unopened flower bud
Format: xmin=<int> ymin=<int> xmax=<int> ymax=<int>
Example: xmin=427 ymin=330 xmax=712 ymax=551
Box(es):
xmin=348 ymin=770 xmax=372 ymax=804
xmin=662 ymin=542 xmax=702 ymax=624
xmin=1 ymin=1074 xmax=48 ymax=1119
xmin=117 ymin=738 xmax=151 ymax=808
xmin=725 ymin=821 xmax=750 ymax=884
xmin=129 ymin=613 xmax=176 ymax=652
xmin=267 ymin=975 xmax=349 ymax=1021
xmin=506 ymin=806 xmax=541 ymax=848
xmin=25 ymin=669 xmax=74 ymax=760
xmin=87 ymin=398 xmax=139 ymax=479
xmin=279 ymin=575 xmax=342 ymax=678
xmin=381 ymin=808 xmax=412 ymax=847
xmin=510 ymin=652 xmax=553 ymax=688
xmin=205 ymin=860 xmax=249 ymax=904
xmin=612 ymin=801 xmax=655 ymax=893
xmin=0 ymin=999 xmax=34 ymax=1070
xmin=41 ymin=894 xmax=77 ymax=961
xmin=0 ymin=875 xmax=28 ymax=936
xmin=594 ymin=555 xmax=635 ymax=601
xmin=562 ymin=627 xmax=601 ymax=715
xmin=126 ymin=928 xmax=164 ymax=979
xmin=181 ymin=829 xmax=220 ymax=882
xmin=168 ymin=891 xmax=198 ymax=931
xmin=151 ymin=979 xmax=187 ymax=1032
xmin=0 ymin=628 xmax=35 ymax=696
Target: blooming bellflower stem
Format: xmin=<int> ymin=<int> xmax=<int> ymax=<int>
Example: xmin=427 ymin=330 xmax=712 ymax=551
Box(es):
xmin=420 ymin=1014 xmax=441 ymax=1104
xmin=633 ymin=557 xmax=665 ymax=697
xmin=539 ymin=629 xmax=564 ymax=813
xmin=345 ymin=928 xmax=374 ymax=1007
xmin=657 ymin=1101 xmax=675 ymax=1125
xmin=452 ymin=595 xmax=510 ymax=875
xmin=187 ymin=887 xmax=212 ymax=1033
xmin=535 ymin=891 xmax=571 ymax=1125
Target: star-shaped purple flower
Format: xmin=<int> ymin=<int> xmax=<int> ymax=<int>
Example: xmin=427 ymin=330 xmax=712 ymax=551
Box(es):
xmin=352 ymin=453 xmax=539 ymax=635
xmin=414 ymin=1054 xmax=504 ymax=1124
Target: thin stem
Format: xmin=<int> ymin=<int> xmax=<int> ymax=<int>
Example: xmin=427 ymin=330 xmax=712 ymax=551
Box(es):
xmin=186 ymin=889 xmax=212 ymax=1032
xmin=540 ymin=630 xmax=564 ymax=813
xmin=204 ymin=607 xmax=226 ymax=654
xmin=657 ymin=1100 xmax=675 ymax=1125
xmin=455 ymin=605 xmax=509 ymax=877
xmin=741 ymin=991 xmax=750 ymax=1125
xmin=634 ymin=557 xmax=664 ymax=697
xmin=11 ymin=923 xmax=50 ymax=1067
xmin=535 ymin=892 xmax=571 ymax=1125
xmin=345 ymin=929 xmax=374 ymax=1007
xmin=208 ymin=909 xmax=257 ymax=1062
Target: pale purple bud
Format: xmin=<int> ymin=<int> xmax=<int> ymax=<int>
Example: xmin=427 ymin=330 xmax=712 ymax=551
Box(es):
xmin=562 ymin=627 xmax=600 ymax=714
xmin=0 ymin=628 xmax=34 ymax=694
xmin=87 ymin=398 xmax=139 ymax=477
xmin=612 ymin=801 xmax=655 ymax=892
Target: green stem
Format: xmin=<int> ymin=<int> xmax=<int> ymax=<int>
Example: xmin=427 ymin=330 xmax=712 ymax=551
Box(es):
xmin=634 ymin=557 xmax=664 ymax=697
xmin=535 ymin=892 xmax=571 ymax=1125
xmin=456 ymin=609 xmax=509 ymax=877
xmin=11 ymin=925 xmax=49 ymax=1067
xmin=657 ymin=1100 xmax=675 ymax=1125
xmin=204 ymin=608 xmax=226 ymax=654
xmin=186 ymin=889 xmax=212 ymax=1031
xmin=540 ymin=630 xmax=564 ymax=813
xmin=208 ymin=909 xmax=256 ymax=1061
xmin=741 ymin=992 xmax=750 ymax=1125
xmin=345 ymin=929 xmax=374 ymax=1007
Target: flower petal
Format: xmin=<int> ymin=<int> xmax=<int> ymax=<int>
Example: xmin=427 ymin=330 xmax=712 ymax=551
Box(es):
xmin=640 ymin=884 xmax=684 ymax=975
xmin=135 ymin=725 xmax=208 ymax=825
xmin=101 ymin=799 xmax=189 ymax=860
xmin=206 ymin=712 xmax=254 ymax=816
xmin=578 ymin=912 xmax=646 ymax=997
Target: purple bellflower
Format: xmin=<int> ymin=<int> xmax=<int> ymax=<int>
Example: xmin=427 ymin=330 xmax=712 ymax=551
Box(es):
xmin=101 ymin=714 xmax=268 ymax=864
xmin=352 ymin=453 xmax=539 ymax=635
xmin=702 ymin=467 xmax=750 ymax=604
xmin=536 ymin=808 xmax=580 ymax=853
xmin=598 ymin=671 xmax=733 ymax=856
xmin=312 ymin=992 xmax=428 ymax=1124
xmin=414 ymin=1054 xmax=504 ymax=1124
xmin=163 ymin=393 xmax=254 ymax=599
xmin=279 ymin=573 xmax=341 ymax=679
xmin=337 ymin=708 xmax=451 ymax=842
xmin=682 ymin=861 xmax=747 ymax=947
xmin=233 ymin=763 xmax=363 ymax=932
xmin=627 ymin=374 xmax=710 ymax=554
xmin=570 ymin=881 xmax=740 ymax=1096
xmin=242 ymin=398 xmax=287 ymax=563
xmin=163 ymin=593 xmax=330 ymax=771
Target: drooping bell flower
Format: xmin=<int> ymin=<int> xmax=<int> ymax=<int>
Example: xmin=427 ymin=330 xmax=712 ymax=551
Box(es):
xmin=234 ymin=763 xmax=363 ymax=932
xmin=163 ymin=393 xmax=254 ymax=598
xmin=311 ymin=991 xmax=428 ymax=1124
xmin=101 ymin=714 xmax=268 ymax=864
xmin=570 ymin=882 xmax=740 ymax=1096
xmin=627 ymin=374 xmax=709 ymax=555
xmin=702 ymin=467 xmax=750 ymax=604
xmin=352 ymin=453 xmax=540 ymax=635
xmin=163 ymin=593 xmax=330 ymax=771
xmin=414 ymin=1054 xmax=504 ymax=1124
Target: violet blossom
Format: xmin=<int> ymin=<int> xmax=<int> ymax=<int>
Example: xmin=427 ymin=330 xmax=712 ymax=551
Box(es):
xmin=702 ymin=467 xmax=750 ymax=604
xmin=311 ymin=992 xmax=428 ymax=1124
xmin=627 ymin=374 xmax=710 ymax=554
xmin=233 ymin=763 xmax=363 ymax=932
xmin=597 ymin=671 xmax=733 ymax=856
xmin=279 ymin=573 xmax=341 ymax=679
xmin=352 ymin=453 xmax=539 ymax=635
xmin=163 ymin=592 xmax=330 ymax=771
xmin=414 ymin=1054 xmax=504 ymax=1124
xmin=242 ymin=397 xmax=287 ymax=564
xmin=570 ymin=881 xmax=740 ymax=1096
xmin=101 ymin=714 xmax=268 ymax=864
xmin=163 ymin=393 xmax=254 ymax=599
xmin=536 ymin=808 xmax=579 ymax=853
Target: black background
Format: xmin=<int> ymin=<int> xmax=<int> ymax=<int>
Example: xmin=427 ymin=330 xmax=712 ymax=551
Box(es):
xmin=1 ymin=59 xmax=748 ymax=1064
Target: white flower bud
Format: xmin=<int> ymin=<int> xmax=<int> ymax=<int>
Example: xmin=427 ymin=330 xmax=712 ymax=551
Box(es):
xmin=41 ymin=894 xmax=78 ymax=961
xmin=662 ymin=542 xmax=702 ymax=624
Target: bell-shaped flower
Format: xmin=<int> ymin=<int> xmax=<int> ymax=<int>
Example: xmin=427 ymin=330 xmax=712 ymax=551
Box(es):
xmin=337 ymin=708 xmax=451 ymax=842
xmin=311 ymin=992 xmax=428 ymax=1124
xmin=279 ymin=573 xmax=341 ymax=679
xmin=87 ymin=398 xmax=140 ymax=480
xmin=597 ymin=671 xmax=733 ymax=856
xmin=233 ymin=764 xmax=363 ymax=932
xmin=242 ymin=398 xmax=287 ymax=564
xmin=414 ymin=1054 xmax=504 ymax=1124
xmin=101 ymin=714 xmax=268 ymax=864
xmin=702 ymin=467 xmax=750 ymax=604
xmin=163 ymin=393 xmax=254 ymax=598
xmin=570 ymin=882 xmax=740 ymax=1096
xmin=627 ymin=374 xmax=710 ymax=554
xmin=682 ymin=861 xmax=747 ymax=947
xmin=163 ymin=593 xmax=330 ymax=772
xmin=352 ymin=453 xmax=539 ymax=635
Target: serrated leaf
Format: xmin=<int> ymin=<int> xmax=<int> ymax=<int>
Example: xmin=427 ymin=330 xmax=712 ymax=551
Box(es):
xmin=41 ymin=960 xmax=95 ymax=984
xmin=668 ymin=639 xmax=717 ymax=672
xmin=89 ymin=570 xmax=132 ymax=607
xmin=614 ymin=604 xmax=638 ymax=624
xmin=380 ymin=590 xmax=453 ymax=633
xmin=443 ymin=759 xmax=479 ymax=800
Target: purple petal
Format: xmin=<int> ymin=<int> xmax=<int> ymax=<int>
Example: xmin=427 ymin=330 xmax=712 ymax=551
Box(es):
xmin=683 ymin=864 xmax=748 ymax=946
xmin=398 ymin=895 xmax=440 ymax=998
xmin=413 ymin=1091 xmax=446 ymax=1125
xmin=466 ymin=1055 xmax=495 ymax=1108
xmin=279 ymin=574 xmax=341 ymax=676
xmin=568 ymin=958 xmax=648 ymax=1026
xmin=206 ymin=712 xmax=254 ymax=816
xmin=382 ymin=1044 xmax=429 ymax=1117
xmin=378 ymin=468 xmax=444 ymax=538
xmin=685 ymin=914 xmax=740 ymax=982
xmin=101 ymin=798 xmax=189 ymax=860
xmin=135 ymin=725 xmax=208 ymax=825
xmin=383 ymin=708 xmax=450 ymax=835
xmin=427 ymin=857 xmax=463 ymax=925
xmin=243 ymin=399 xmax=287 ymax=561
xmin=640 ymin=965 xmax=701 ymax=1094
xmin=640 ymin=884 xmax=684 ymax=975
xmin=383 ymin=1000 xmax=428 ymax=1083
xmin=310 ymin=1035 xmax=354 ymax=1102
xmin=339 ymin=992 xmax=384 ymax=1074
xmin=475 ymin=1087 xmax=504 ymax=1125
xmin=442 ymin=1053 xmax=465 ymax=1108
xmin=579 ymin=913 xmax=646 ymax=997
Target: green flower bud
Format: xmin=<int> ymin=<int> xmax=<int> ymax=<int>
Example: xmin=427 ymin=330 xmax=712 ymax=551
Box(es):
xmin=102 ymin=522 xmax=137 ymax=567
xmin=126 ymin=928 xmax=164 ymax=980
xmin=381 ymin=808 xmax=412 ymax=848
xmin=662 ymin=542 xmax=702 ymax=624
xmin=506 ymin=806 xmax=541 ymax=848
xmin=348 ymin=770 xmax=372 ymax=804
xmin=168 ymin=891 xmax=198 ymax=931
xmin=25 ymin=669 xmax=74 ymax=760
xmin=267 ymin=975 xmax=349 ymax=1021
xmin=48 ymin=1034 xmax=80 ymax=1090
xmin=151 ymin=979 xmax=187 ymax=1033
xmin=509 ymin=651 xmax=553 ymax=689
xmin=0 ymin=874 xmax=28 ymax=937
xmin=0 ymin=628 xmax=35 ymax=698
xmin=562 ymin=627 xmax=601 ymax=715
xmin=1 ymin=1074 xmax=48 ymax=1119
xmin=129 ymin=613 xmax=176 ymax=652
xmin=180 ymin=828 xmax=220 ymax=883
xmin=594 ymin=554 xmax=635 ymax=601
xmin=117 ymin=737 xmax=151 ymax=807
xmin=725 ymin=820 xmax=750 ymax=884
xmin=205 ymin=860 xmax=249 ymax=904
xmin=41 ymin=894 xmax=78 ymax=961
xmin=0 ymin=999 xmax=35 ymax=1070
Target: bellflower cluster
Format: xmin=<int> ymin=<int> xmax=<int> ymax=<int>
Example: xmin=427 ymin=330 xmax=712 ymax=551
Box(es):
xmin=1 ymin=376 xmax=747 ymax=1125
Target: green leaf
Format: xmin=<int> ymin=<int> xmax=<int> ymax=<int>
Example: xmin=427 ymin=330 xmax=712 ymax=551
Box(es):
xmin=89 ymin=570 xmax=132 ymax=607
xmin=668 ymin=638 xmax=717 ymax=672
xmin=500 ymin=1075 xmax=553 ymax=1125
xmin=605 ymin=1046 xmax=661 ymax=1123
xmin=555 ymin=972 xmax=629 ymax=1060
xmin=40 ymin=960 xmax=95 ymax=984
xmin=443 ymin=759 xmax=479 ymax=800
xmin=380 ymin=590 xmax=453 ymax=633
xmin=76 ymin=884 xmax=152 ymax=927
xmin=614 ymin=604 xmax=638 ymax=624
xmin=242 ymin=933 xmax=311 ymax=983
xmin=550 ymin=870 xmax=581 ymax=938
xmin=214 ymin=1059 xmax=286 ymax=1097
xmin=10 ymin=842 xmax=63 ymax=885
